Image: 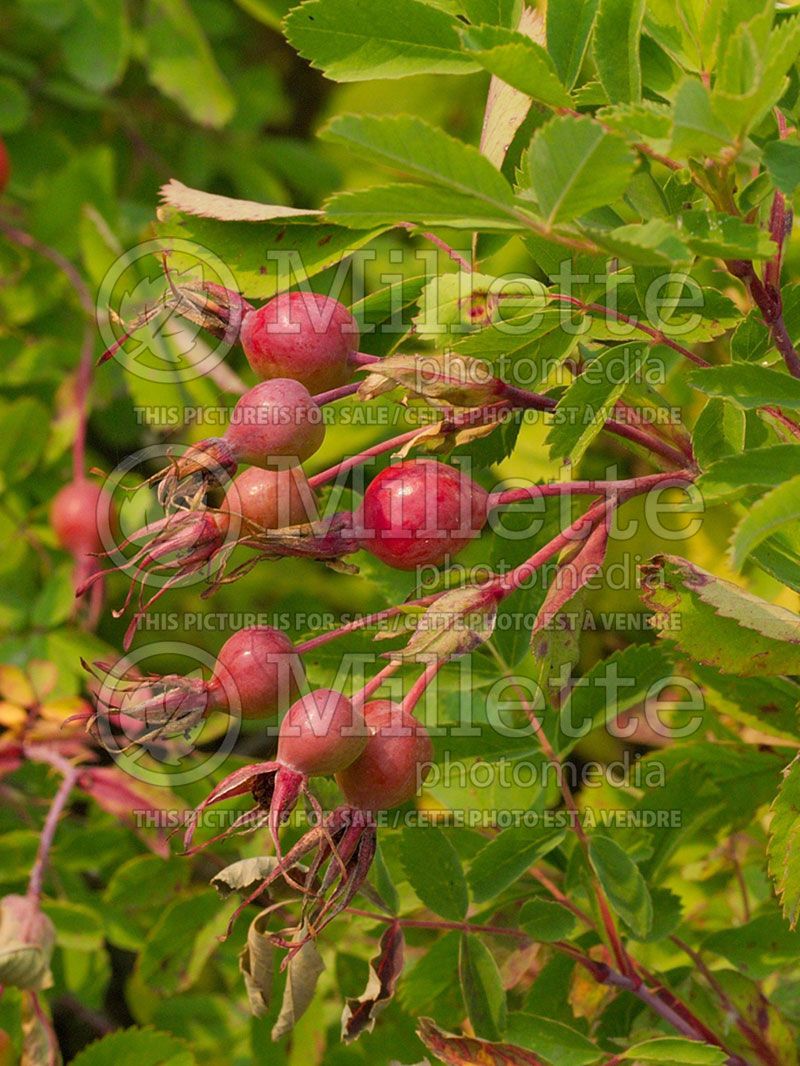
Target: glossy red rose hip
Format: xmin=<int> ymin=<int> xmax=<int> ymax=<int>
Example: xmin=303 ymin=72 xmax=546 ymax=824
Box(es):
xmin=220 ymin=464 xmax=318 ymax=532
xmin=210 ymin=626 xmax=304 ymax=720
xmin=336 ymin=700 xmax=434 ymax=811
xmin=241 ymin=291 xmax=358 ymax=394
xmin=277 ymin=688 xmax=366 ymax=775
xmin=356 ymin=458 xmax=488 ymax=570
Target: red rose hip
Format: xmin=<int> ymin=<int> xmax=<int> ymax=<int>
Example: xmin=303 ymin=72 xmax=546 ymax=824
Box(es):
xmin=278 ymin=688 xmax=366 ymax=775
xmin=355 ymin=458 xmax=488 ymax=570
xmin=336 ymin=700 xmax=434 ymax=811
xmin=241 ymin=291 xmax=358 ymax=394
xmin=51 ymin=480 xmax=114 ymax=556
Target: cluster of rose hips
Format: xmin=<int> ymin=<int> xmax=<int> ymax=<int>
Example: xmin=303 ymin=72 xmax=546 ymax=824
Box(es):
xmin=60 ymin=288 xmax=494 ymax=939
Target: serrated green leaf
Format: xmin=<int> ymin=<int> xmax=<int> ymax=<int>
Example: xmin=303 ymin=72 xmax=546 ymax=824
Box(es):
xmin=670 ymin=78 xmax=732 ymax=160
xmin=324 ymin=182 xmax=523 ymax=230
xmin=399 ymin=826 xmax=469 ymax=920
xmin=689 ymin=364 xmax=800 ymax=409
xmin=697 ymin=445 xmax=800 ymax=494
xmin=588 ymin=833 xmax=652 ymax=938
xmin=458 ymin=933 xmax=507 ymax=1040
xmin=468 ymin=824 xmax=565 ymax=902
xmin=546 ymin=341 xmax=649 ymax=462
xmin=519 ymin=898 xmax=576 ymax=942
xmin=70 ymin=1027 xmax=196 ymax=1066
xmin=692 ymin=398 xmax=746 ymax=469
xmin=505 ymin=1013 xmax=600 ymax=1065
xmin=620 ymin=1036 xmax=726 ymax=1064
xmin=546 ymin=0 xmax=598 ymax=88
xmin=730 ymin=475 xmax=800 ymax=570
xmin=702 ymin=912 xmax=800 ymax=979
xmin=593 ymin=0 xmax=645 ymax=103
xmin=641 ymin=554 xmax=800 ymax=676
xmin=460 ymin=24 xmax=572 ymax=108
xmin=769 ymin=755 xmax=800 ymax=928
xmin=678 ymin=211 xmax=776 ymax=259
xmin=284 ymin=0 xmax=479 ymax=81
xmin=322 ymin=114 xmax=517 ymax=222
xmin=527 ymin=115 xmax=635 ymax=224
xmin=765 ymin=139 xmax=800 ymax=196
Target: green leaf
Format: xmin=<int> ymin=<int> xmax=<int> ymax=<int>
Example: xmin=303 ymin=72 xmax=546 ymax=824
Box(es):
xmin=678 ymin=211 xmax=776 ymax=259
xmin=145 ymin=0 xmax=235 ymax=127
xmin=284 ymin=0 xmax=479 ymax=81
xmin=519 ymin=898 xmax=576 ymax=942
xmin=546 ymin=342 xmax=650 ymax=462
xmin=527 ymin=115 xmax=635 ymax=224
xmin=583 ymin=219 xmax=691 ymax=265
xmin=699 ymin=444 xmax=800 ymax=494
xmin=102 ymin=855 xmax=189 ymax=951
xmin=593 ymin=0 xmax=645 ymax=103
xmin=399 ymin=930 xmax=461 ymax=1013
xmin=556 ymin=644 xmax=675 ymax=756
xmin=641 ymin=554 xmax=800 ymax=676
xmin=765 ymin=139 xmax=800 ymax=196
xmin=460 ymin=24 xmax=572 ymax=108
xmin=322 ymin=114 xmax=517 ymax=221
xmin=136 ymin=892 xmax=229 ymax=995
xmin=692 ymin=399 xmax=746 ymax=470
xmin=629 ymin=886 xmax=683 ymax=943
xmin=689 ymin=365 xmax=800 ymax=409
xmin=323 ymin=183 xmax=523 ymax=230
xmin=546 ymin=0 xmax=598 ymax=89
xmin=0 ymin=399 xmax=48 ymax=485
xmin=588 ymin=833 xmax=652 ymax=938
xmin=505 ymin=1013 xmax=600 ymax=1065
xmin=620 ymin=1037 xmax=726 ymax=1064
xmin=769 ymin=755 xmax=800 ymax=928
xmin=70 ymin=1027 xmax=196 ymax=1066
xmin=157 ymin=214 xmax=380 ymax=300
xmin=670 ymin=78 xmax=732 ymax=160
xmin=41 ymin=901 xmax=104 ymax=952
xmin=399 ymin=826 xmax=469 ymax=920
xmin=730 ymin=475 xmax=800 ymax=569
xmin=458 ymin=933 xmax=507 ymax=1041
xmin=468 ymin=824 xmax=565 ymax=902
xmin=702 ymin=913 xmax=800 ymax=979
xmin=0 ymin=76 xmax=30 ymax=133
xmin=62 ymin=0 xmax=130 ymax=91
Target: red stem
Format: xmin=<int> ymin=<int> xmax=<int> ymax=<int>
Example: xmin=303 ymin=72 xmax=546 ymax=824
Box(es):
xmin=24 ymin=746 xmax=79 ymax=900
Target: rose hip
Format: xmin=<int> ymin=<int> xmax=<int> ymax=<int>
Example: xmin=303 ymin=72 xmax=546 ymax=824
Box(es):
xmin=336 ymin=700 xmax=434 ymax=811
xmin=210 ymin=626 xmax=304 ymax=720
xmin=51 ymin=480 xmax=114 ymax=556
xmin=157 ymin=378 xmax=325 ymax=506
xmin=355 ymin=458 xmax=488 ymax=570
xmin=220 ymin=464 xmax=318 ymax=533
xmin=89 ymin=625 xmax=304 ymax=746
xmin=277 ymin=688 xmax=366 ymax=776
xmin=241 ymin=291 xmax=358 ymax=394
